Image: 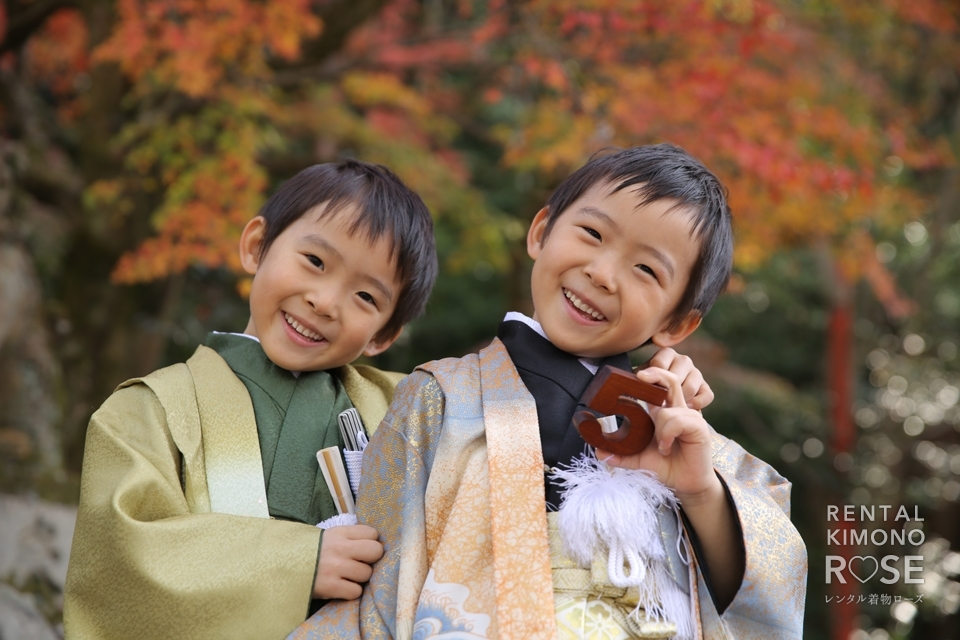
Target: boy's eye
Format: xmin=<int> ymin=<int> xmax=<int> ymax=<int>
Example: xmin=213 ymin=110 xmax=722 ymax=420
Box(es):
xmin=306 ymin=254 xmax=324 ymax=269
xmin=638 ymin=264 xmax=659 ymax=281
xmin=581 ymin=227 xmax=601 ymax=241
xmin=358 ymin=292 xmax=377 ymax=307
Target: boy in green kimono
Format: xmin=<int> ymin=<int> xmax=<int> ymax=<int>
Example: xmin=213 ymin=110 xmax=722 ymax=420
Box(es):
xmin=292 ymin=144 xmax=807 ymax=639
xmin=63 ymin=159 xmax=438 ymax=639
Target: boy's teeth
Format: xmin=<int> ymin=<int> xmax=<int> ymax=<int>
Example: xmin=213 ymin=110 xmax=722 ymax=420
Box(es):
xmin=284 ymin=313 xmax=322 ymax=341
xmin=564 ymin=290 xmax=605 ymax=320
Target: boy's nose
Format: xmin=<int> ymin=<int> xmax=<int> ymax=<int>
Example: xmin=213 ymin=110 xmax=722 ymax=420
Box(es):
xmin=584 ymin=258 xmax=617 ymax=292
xmin=305 ymin=287 xmax=339 ymax=319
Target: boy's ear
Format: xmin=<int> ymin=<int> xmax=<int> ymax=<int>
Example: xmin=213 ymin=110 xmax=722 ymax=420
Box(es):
xmin=651 ymin=313 xmax=702 ymax=348
xmin=239 ymin=216 xmax=267 ymax=275
xmin=362 ymin=327 xmax=403 ymax=357
xmin=526 ymin=207 xmax=550 ymax=260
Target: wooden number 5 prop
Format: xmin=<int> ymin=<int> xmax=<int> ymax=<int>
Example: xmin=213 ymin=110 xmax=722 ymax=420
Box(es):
xmin=573 ymin=365 xmax=668 ymax=456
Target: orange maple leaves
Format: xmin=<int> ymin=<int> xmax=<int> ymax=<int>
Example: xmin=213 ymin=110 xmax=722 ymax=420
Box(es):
xmin=95 ymin=0 xmax=321 ymax=98
xmin=87 ymin=0 xmax=321 ymax=284
xmin=16 ymin=0 xmax=956 ymax=297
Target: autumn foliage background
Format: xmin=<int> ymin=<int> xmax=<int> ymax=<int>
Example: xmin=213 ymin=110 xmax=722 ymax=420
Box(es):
xmin=2 ymin=0 xmax=960 ymax=637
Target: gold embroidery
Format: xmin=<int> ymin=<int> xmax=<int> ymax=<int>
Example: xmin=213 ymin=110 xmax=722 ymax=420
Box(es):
xmin=548 ymin=513 xmax=678 ymax=639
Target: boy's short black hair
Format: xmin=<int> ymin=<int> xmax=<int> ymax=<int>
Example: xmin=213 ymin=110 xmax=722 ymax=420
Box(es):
xmin=256 ymin=158 xmax=437 ymax=343
xmin=542 ymin=143 xmax=733 ymax=331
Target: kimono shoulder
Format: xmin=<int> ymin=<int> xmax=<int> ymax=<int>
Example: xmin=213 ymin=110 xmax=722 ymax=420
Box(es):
xmin=65 ymin=345 xmax=323 ymax=640
xmin=337 ymin=364 xmax=406 ymax=436
xmin=416 ymin=353 xmax=482 ymax=408
xmin=117 ymin=344 xmax=266 ymax=517
xmin=416 ymin=339 xmax=527 ymax=410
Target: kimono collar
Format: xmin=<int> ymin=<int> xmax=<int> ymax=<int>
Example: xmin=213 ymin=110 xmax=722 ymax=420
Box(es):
xmin=204 ymin=332 xmax=352 ymax=525
xmin=497 ymin=318 xmax=631 ymax=406
xmin=497 ymin=317 xmax=632 ymax=509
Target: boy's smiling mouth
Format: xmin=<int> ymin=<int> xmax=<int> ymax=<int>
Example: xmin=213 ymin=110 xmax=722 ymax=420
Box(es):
xmin=283 ymin=312 xmax=326 ymax=343
xmin=563 ymin=288 xmax=606 ymax=321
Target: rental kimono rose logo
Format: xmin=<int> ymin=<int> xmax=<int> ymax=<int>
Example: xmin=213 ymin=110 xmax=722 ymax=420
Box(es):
xmin=825 ymin=504 xmax=925 ymax=585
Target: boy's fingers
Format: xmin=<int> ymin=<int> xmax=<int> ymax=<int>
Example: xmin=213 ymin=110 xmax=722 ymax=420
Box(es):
xmin=350 ymin=539 xmax=384 ymax=563
xmin=644 ymin=348 xmax=676 ymax=371
xmin=320 ymin=527 xmax=383 ymax=561
xmin=338 ymin=524 xmax=379 ymax=540
xmin=643 ymin=351 xmax=714 ymax=409
xmin=636 ymin=367 xmax=685 ymax=408
xmin=646 ymin=349 xmax=695 ymax=377
xmin=315 ymin=562 xmax=365 ymax=601
xmin=687 ymin=383 xmax=714 ymax=410
xmin=339 ymin=559 xmax=375 ymax=585
xmin=328 ymin=532 xmax=383 ymax=561
xmin=655 ymin=411 xmax=691 ymax=454
xmin=328 ymin=579 xmax=363 ymax=601
xmin=680 ymin=375 xmax=702 ymax=404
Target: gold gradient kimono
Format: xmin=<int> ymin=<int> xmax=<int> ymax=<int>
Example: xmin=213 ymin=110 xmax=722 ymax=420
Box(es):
xmin=63 ymin=344 xmax=402 ymax=640
xmin=291 ymin=338 xmax=807 ymax=640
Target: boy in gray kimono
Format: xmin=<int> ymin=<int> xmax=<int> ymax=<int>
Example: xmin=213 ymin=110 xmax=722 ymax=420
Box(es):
xmin=294 ymin=144 xmax=807 ymax=639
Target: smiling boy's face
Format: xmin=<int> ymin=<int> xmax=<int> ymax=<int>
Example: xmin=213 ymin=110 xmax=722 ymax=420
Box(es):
xmin=239 ymin=203 xmax=402 ymax=372
xmin=527 ymin=180 xmax=702 ymax=359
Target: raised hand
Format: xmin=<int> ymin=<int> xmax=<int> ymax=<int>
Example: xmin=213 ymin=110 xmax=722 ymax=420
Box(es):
xmin=639 ymin=347 xmax=713 ymax=411
xmin=597 ymin=365 xmax=744 ymax=607
xmin=597 ymin=366 xmax=719 ymax=502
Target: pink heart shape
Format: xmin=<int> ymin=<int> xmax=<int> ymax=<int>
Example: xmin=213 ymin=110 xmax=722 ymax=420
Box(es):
xmin=848 ymin=556 xmax=879 ymax=583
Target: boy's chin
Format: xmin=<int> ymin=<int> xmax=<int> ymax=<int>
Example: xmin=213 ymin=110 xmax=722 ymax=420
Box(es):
xmin=540 ymin=314 xmax=646 ymax=358
xmin=548 ymin=335 xmax=624 ymax=360
xmin=555 ymin=334 xmax=650 ymax=360
xmin=262 ymin=346 xmax=352 ymax=373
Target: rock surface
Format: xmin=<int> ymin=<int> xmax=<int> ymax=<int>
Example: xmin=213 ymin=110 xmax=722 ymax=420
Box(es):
xmin=0 ymin=494 xmax=77 ymax=640
xmin=0 ymin=584 xmax=61 ymax=640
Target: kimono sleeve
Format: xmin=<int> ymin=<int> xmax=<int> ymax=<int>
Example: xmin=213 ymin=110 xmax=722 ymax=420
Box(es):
xmin=63 ymin=382 xmax=322 ymax=640
xmin=698 ymin=433 xmax=808 ymax=639
xmin=289 ymin=370 xmax=446 ymax=640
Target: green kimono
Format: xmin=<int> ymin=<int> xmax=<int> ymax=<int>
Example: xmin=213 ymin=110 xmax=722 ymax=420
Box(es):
xmin=63 ymin=336 xmax=403 ymax=640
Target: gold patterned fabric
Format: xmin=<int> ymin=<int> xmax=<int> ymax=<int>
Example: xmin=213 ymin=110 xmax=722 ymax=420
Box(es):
xmin=291 ymin=338 xmax=807 ymax=640
xmin=549 ymin=513 xmax=679 ymax=639
xmin=63 ymin=344 xmax=402 ymax=640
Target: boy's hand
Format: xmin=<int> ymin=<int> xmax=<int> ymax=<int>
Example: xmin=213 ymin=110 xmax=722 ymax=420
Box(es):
xmin=640 ymin=347 xmax=713 ymax=410
xmin=599 ymin=366 xmax=745 ymax=608
xmin=313 ymin=524 xmax=384 ymax=600
xmin=598 ymin=366 xmax=721 ymax=503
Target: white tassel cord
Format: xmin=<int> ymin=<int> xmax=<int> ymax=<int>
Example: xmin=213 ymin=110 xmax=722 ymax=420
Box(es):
xmin=316 ymin=513 xmax=358 ymax=529
xmin=551 ymin=453 xmax=676 ymax=565
xmin=550 ymin=452 xmax=694 ymax=640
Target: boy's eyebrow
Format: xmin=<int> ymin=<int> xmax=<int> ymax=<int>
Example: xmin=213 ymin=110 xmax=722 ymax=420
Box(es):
xmin=303 ymin=233 xmax=343 ymax=261
xmin=362 ymin=274 xmax=395 ymax=304
xmin=303 ymin=233 xmax=395 ymax=303
xmin=579 ymin=206 xmax=620 ymax=231
xmin=577 ymin=206 xmax=676 ymax=281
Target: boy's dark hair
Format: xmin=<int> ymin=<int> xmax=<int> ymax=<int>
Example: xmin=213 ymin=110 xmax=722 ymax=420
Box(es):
xmin=542 ymin=143 xmax=733 ymax=331
xmin=256 ymin=158 xmax=437 ymax=343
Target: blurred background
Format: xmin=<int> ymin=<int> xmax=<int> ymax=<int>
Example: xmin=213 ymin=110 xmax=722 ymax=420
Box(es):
xmin=1 ymin=0 xmax=958 ymax=638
